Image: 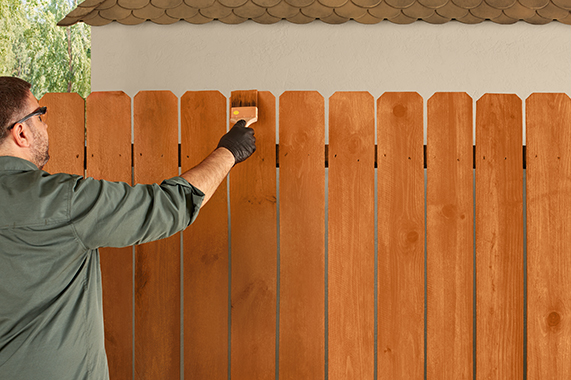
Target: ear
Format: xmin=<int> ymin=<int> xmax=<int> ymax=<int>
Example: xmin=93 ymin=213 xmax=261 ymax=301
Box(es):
xmin=10 ymin=122 xmax=33 ymax=148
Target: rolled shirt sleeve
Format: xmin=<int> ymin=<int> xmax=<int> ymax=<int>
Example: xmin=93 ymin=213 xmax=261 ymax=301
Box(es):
xmin=70 ymin=176 xmax=205 ymax=249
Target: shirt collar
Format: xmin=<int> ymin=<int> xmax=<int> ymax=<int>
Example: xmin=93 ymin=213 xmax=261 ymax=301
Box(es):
xmin=0 ymin=156 xmax=39 ymax=171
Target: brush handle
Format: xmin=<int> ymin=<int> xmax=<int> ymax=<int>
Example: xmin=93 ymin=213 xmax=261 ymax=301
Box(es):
xmin=243 ymin=118 xmax=258 ymax=128
xmin=230 ymin=106 xmax=258 ymax=128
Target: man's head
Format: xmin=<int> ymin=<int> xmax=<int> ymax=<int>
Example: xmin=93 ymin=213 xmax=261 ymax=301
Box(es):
xmin=0 ymin=77 xmax=50 ymax=169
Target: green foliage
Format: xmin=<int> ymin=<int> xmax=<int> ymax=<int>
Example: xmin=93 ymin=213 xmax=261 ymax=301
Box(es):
xmin=0 ymin=0 xmax=91 ymax=98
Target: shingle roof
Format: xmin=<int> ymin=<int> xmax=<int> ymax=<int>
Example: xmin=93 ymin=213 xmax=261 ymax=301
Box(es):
xmin=58 ymin=0 xmax=571 ymax=25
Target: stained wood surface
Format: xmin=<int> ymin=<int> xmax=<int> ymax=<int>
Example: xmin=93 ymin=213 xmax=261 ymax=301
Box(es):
xmin=230 ymin=92 xmax=278 ymax=380
xmin=426 ymin=92 xmax=473 ymax=379
xmin=475 ymin=94 xmax=524 ymax=379
xmin=328 ymin=92 xmax=375 ymax=380
xmin=526 ymin=93 xmax=571 ymax=379
xmin=180 ymin=91 xmax=229 ymax=380
xmin=133 ymin=91 xmax=180 ymax=380
xmin=39 ymin=90 xmax=571 ymax=379
xmin=377 ymin=92 xmax=424 ymax=380
xmin=86 ymin=91 xmax=133 ymax=380
xmin=279 ymin=91 xmax=325 ymax=380
xmin=39 ymin=93 xmax=84 ymax=175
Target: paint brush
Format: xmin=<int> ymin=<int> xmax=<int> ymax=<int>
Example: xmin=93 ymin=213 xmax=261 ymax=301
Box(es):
xmin=230 ymin=90 xmax=258 ymax=128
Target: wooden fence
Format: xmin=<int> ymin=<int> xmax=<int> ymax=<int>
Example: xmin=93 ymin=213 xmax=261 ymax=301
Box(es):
xmin=38 ymin=91 xmax=571 ymax=379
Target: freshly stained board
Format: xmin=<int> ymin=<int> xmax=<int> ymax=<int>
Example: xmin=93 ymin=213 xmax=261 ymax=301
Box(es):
xmin=86 ymin=91 xmax=133 ymax=380
xmin=279 ymin=91 xmax=325 ymax=380
xmin=134 ymin=91 xmax=180 ymax=380
xmin=328 ymin=91 xmax=375 ymax=379
xmin=427 ymin=92 xmax=473 ymax=379
xmin=476 ymin=94 xmax=524 ymax=379
xmin=181 ymin=91 xmax=229 ymax=380
xmin=527 ymin=93 xmax=571 ymax=379
xmin=230 ymin=92 xmax=278 ymax=380
xmin=377 ymin=92 xmax=424 ymax=380
xmin=39 ymin=93 xmax=84 ymax=176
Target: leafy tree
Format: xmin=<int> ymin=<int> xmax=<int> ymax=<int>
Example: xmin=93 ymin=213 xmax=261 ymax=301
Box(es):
xmin=0 ymin=0 xmax=28 ymax=75
xmin=0 ymin=0 xmax=90 ymax=98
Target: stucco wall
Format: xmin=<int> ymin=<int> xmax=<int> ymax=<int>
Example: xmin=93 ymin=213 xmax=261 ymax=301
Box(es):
xmin=91 ymin=20 xmax=571 ymax=143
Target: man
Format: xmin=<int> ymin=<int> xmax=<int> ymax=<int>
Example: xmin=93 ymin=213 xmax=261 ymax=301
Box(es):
xmin=0 ymin=77 xmax=256 ymax=379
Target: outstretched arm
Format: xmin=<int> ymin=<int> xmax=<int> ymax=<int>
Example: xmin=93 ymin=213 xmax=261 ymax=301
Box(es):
xmin=181 ymin=120 xmax=255 ymax=206
xmin=181 ymin=147 xmax=234 ymax=205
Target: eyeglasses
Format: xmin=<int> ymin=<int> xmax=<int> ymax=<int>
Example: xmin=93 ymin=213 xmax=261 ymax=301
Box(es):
xmin=7 ymin=106 xmax=47 ymax=130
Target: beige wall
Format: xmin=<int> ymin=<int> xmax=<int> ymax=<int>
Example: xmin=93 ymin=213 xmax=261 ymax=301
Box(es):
xmin=91 ymin=20 xmax=571 ymax=143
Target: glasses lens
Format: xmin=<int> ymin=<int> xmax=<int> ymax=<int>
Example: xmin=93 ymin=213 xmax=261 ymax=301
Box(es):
xmin=39 ymin=107 xmax=46 ymax=121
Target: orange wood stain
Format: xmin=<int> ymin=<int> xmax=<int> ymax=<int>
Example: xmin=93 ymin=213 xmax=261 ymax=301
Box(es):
xmin=230 ymin=92 xmax=278 ymax=380
xmin=133 ymin=91 xmax=180 ymax=380
xmin=427 ymin=92 xmax=473 ymax=379
xmin=40 ymin=93 xmax=84 ymax=176
xmin=377 ymin=92 xmax=424 ymax=380
xmin=328 ymin=91 xmax=375 ymax=380
xmin=39 ymin=90 xmax=571 ymax=379
xmin=476 ymin=94 xmax=524 ymax=379
xmin=527 ymin=93 xmax=571 ymax=380
xmin=279 ymin=91 xmax=326 ymax=380
xmin=181 ymin=91 xmax=229 ymax=380
xmin=86 ymin=91 xmax=133 ymax=380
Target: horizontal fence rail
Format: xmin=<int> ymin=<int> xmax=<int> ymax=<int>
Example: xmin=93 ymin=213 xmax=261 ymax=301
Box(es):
xmin=38 ymin=91 xmax=570 ymax=380
xmin=79 ymin=144 xmax=530 ymax=170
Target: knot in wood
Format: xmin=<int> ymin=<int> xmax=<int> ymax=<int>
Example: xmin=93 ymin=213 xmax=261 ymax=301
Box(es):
xmin=201 ymin=253 xmax=219 ymax=265
xmin=406 ymin=231 xmax=419 ymax=243
xmin=442 ymin=204 xmax=457 ymax=219
xmin=393 ymin=104 xmax=407 ymax=118
xmin=548 ymin=311 xmax=561 ymax=327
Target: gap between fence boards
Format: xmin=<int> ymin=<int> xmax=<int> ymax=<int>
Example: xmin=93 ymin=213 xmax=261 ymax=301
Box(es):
xmin=83 ymin=146 xmax=528 ymax=171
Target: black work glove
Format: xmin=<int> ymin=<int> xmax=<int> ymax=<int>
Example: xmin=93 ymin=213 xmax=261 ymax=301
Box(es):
xmin=217 ymin=120 xmax=256 ymax=165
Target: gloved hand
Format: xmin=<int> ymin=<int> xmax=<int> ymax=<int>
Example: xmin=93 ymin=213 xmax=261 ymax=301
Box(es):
xmin=217 ymin=120 xmax=256 ymax=165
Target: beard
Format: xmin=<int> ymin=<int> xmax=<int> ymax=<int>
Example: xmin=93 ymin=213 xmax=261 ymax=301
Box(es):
xmin=30 ymin=125 xmax=50 ymax=170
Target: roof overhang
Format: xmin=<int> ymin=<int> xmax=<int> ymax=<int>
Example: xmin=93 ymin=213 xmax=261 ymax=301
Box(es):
xmin=58 ymin=0 xmax=571 ymax=26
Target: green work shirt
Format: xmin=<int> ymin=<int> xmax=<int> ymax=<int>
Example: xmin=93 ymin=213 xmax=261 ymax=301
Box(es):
xmin=0 ymin=156 xmax=205 ymax=380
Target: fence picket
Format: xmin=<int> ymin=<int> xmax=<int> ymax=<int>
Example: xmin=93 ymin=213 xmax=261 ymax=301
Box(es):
xmin=39 ymin=93 xmax=84 ymax=175
xmin=86 ymin=91 xmax=133 ymax=380
xmin=230 ymin=91 xmax=278 ymax=380
xmin=475 ymin=94 xmax=524 ymax=379
xmin=377 ymin=92 xmax=424 ymax=380
xmin=181 ymin=91 xmax=229 ymax=379
xmin=527 ymin=93 xmax=571 ymax=379
xmin=328 ymin=92 xmax=375 ymax=379
xmin=279 ymin=91 xmax=325 ymax=380
xmin=134 ymin=91 xmax=180 ymax=380
xmin=427 ymin=92 xmax=473 ymax=379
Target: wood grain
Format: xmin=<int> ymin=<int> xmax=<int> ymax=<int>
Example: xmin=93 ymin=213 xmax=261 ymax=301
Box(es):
xmin=377 ymin=92 xmax=424 ymax=380
xmin=475 ymin=94 xmax=524 ymax=379
xmin=230 ymin=92 xmax=278 ymax=380
xmin=426 ymin=92 xmax=473 ymax=379
xmin=39 ymin=93 xmax=84 ymax=176
xmin=526 ymin=93 xmax=571 ymax=380
xmin=86 ymin=91 xmax=133 ymax=380
xmin=181 ymin=91 xmax=228 ymax=380
xmin=133 ymin=91 xmax=180 ymax=380
xmin=279 ymin=91 xmax=325 ymax=380
xmin=328 ymin=92 xmax=375 ymax=380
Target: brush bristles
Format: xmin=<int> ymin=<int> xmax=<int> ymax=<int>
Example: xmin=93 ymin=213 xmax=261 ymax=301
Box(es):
xmin=231 ymin=90 xmax=258 ymax=108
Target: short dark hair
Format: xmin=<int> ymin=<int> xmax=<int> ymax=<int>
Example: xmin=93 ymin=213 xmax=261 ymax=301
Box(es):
xmin=0 ymin=77 xmax=32 ymax=141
